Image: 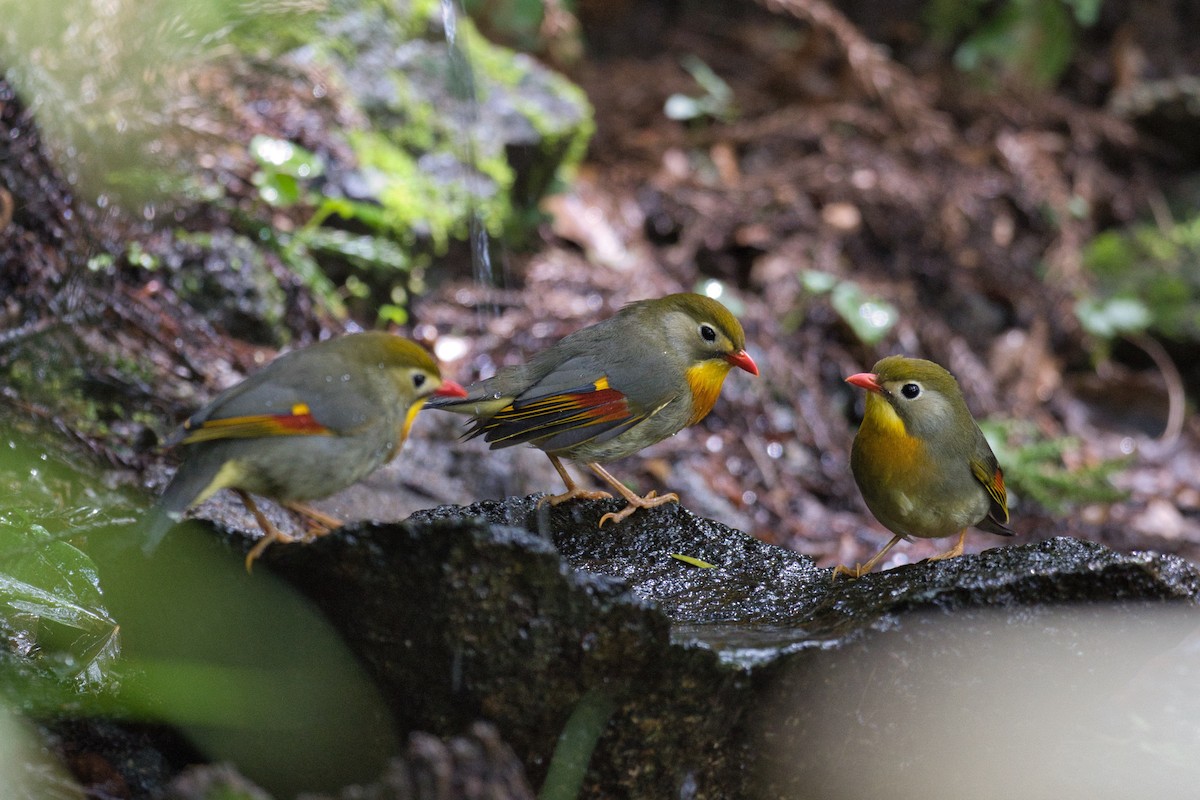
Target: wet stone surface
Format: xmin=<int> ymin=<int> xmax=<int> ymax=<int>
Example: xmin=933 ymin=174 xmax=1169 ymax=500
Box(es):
xmin=231 ymin=495 xmax=1200 ymax=799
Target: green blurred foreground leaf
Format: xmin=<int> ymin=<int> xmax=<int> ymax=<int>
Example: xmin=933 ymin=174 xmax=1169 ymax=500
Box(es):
xmin=0 ymin=515 xmax=120 ymax=689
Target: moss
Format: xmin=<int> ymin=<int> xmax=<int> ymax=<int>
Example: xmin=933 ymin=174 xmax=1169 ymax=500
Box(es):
xmin=513 ymin=67 xmax=595 ymax=181
xmin=457 ymin=14 xmax=529 ymax=89
xmin=349 ymin=129 xmax=509 ymax=251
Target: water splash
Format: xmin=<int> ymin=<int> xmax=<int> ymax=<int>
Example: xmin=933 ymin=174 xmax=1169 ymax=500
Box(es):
xmin=437 ymin=0 xmax=516 ymax=510
xmin=438 ymin=0 xmax=500 ymax=300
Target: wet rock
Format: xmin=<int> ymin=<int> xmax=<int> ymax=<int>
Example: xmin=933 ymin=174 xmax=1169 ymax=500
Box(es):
xmin=310 ymin=0 xmax=592 ymax=254
xmin=165 ymin=762 xmax=274 ymax=800
xmin=162 ymin=722 xmax=532 ymax=800
xmin=238 ymin=495 xmax=1199 ymax=799
xmin=300 ymin=722 xmax=533 ymax=800
xmin=35 ymin=717 xmax=202 ymax=800
xmin=254 ymin=498 xmax=750 ymax=798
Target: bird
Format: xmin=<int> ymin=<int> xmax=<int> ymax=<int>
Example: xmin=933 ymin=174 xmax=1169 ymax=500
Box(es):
xmin=834 ymin=355 xmax=1012 ymax=579
xmin=428 ymin=293 xmax=759 ymax=526
xmin=145 ymin=332 xmax=466 ymax=569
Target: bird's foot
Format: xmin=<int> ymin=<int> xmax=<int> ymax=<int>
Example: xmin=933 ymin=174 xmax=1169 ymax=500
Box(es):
xmin=244 ymin=528 xmax=297 ymax=572
xmin=598 ymin=490 xmax=680 ymax=527
xmin=829 ymin=533 xmax=907 ymax=581
xmin=284 ymin=501 xmax=344 ymax=542
xmin=926 ymin=530 xmax=967 ymax=562
xmin=539 ymin=487 xmax=614 ymax=508
xmin=830 ymin=563 xmax=866 ymax=581
xmin=540 ymin=454 xmax=614 ymax=508
xmin=236 ymin=490 xmax=299 ymax=572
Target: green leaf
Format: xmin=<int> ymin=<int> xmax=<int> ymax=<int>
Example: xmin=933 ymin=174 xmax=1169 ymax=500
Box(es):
xmin=1074 ymin=296 xmax=1152 ymax=339
xmin=0 ymin=521 xmax=120 ymax=687
xmin=800 ymin=270 xmax=838 ymax=294
xmin=249 ymin=135 xmax=325 ymax=208
xmin=248 ymin=135 xmax=324 ymax=180
xmin=830 ymin=282 xmax=899 ymax=344
xmin=302 ymin=228 xmax=412 ymax=273
xmin=538 ymin=688 xmax=616 ymax=800
xmin=670 ymin=553 xmax=716 ymax=569
xmin=664 ymin=54 xmax=736 ymax=123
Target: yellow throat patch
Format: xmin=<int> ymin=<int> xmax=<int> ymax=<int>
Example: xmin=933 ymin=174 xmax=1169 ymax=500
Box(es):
xmin=401 ymin=398 xmax=428 ymax=443
xmin=685 ymin=360 xmax=733 ymax=426
xmin=857 ymin=392 xmax=922 ymax=470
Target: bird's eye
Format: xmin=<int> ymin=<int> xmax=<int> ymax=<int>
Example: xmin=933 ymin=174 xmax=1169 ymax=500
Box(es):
xmin=699 ymin=323 xmax=717 ymax=343
xmin=901 ymin=382 xmax=920 ymax=399
xmin=412 ymin=373 xmax=427 ymax=389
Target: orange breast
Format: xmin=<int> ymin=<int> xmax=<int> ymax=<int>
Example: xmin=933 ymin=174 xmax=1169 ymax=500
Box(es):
xmin=853 ymin=393 xmax=924 ymax=486
xmin=684 ymin=361 xmax=733 ymax=426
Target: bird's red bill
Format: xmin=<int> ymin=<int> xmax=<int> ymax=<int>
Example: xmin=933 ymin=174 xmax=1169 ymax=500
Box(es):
xmin=725 ymin=349 xmax=759 ymax=376
xmin=434 ymin=379 xmax=468 ymax=398
xmin=845 ymin=372 xmax=882 ymax=393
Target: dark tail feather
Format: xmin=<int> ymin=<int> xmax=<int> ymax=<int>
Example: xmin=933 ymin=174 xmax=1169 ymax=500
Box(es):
xmin=141 ymin=454 xmax=221 ymax=554
xmin=142 ymin=505 xmax=181 ymax=555
xmin=978 ymin=513 xmax=1014 ymax=538
xmin=423 ymin=394 xmax=474 ymax=411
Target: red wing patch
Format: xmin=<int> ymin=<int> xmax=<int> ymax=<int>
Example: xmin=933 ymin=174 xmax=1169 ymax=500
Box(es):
xmin=180 ymin=403 xmax=333 ymax=444
xmin=470 ymin=379 xmax=643 ymax=451
xmin=971 ymin=459 xmax=1010 ymax=524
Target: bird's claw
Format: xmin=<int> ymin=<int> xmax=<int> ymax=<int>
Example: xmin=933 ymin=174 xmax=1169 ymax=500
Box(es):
xmin=830 ymin=563 xmax=865 ymax=581
xmin=597 ymin=491 xmax=680 ymax=527
xmin=244 ymin=529 xmax=298 ymax=573
xmin=539 ymin=488 xmax=614 ymax=508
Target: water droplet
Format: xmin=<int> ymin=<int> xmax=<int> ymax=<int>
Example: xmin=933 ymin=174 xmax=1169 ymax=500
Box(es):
xmin=766 ymin=441 xmax=783 ymax=459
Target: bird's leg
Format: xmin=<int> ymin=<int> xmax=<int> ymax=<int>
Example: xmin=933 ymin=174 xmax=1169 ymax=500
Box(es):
xmin=539 ymin=455 xmax=613 ymax=506
xmin=832 ymin=533 xmax=905 ymax=581
xmin=238 ymin=490 xmax=296 ymax=572
xmin=588 ymin=462 xmax=679 ymax=527
xmin=283 ymin=501 xmax=344 ymax=542
xmin=927 ymin=530 xmax=967 ymax=562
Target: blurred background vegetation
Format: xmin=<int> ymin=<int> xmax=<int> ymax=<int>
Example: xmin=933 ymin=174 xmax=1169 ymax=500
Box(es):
xmin=3 ymin=0 xmax=1200 ymax=795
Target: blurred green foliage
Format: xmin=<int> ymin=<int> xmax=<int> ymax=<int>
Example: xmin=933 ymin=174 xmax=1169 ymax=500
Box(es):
xmin=664 ymin=55 xmax=738 ymax=124
xmin=462 ymin=0 xmax=554 ymax=53
xmin=800 ymin=270 xmax=899 ymax=345
xmin=0 ymin=516 xmax=120 ymax=692
xmin=1079 ymin=217 xmax=1200 ymax=344
xmin=980 ymin=420 xmax=1128 ymax=513
xmin=0 ymin=422 xmax=398 ymax=795
xmin=925 ymin=0 xmax=1101 ymax=87
xmin=538 ymin=688 xmax=616 ymax=800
